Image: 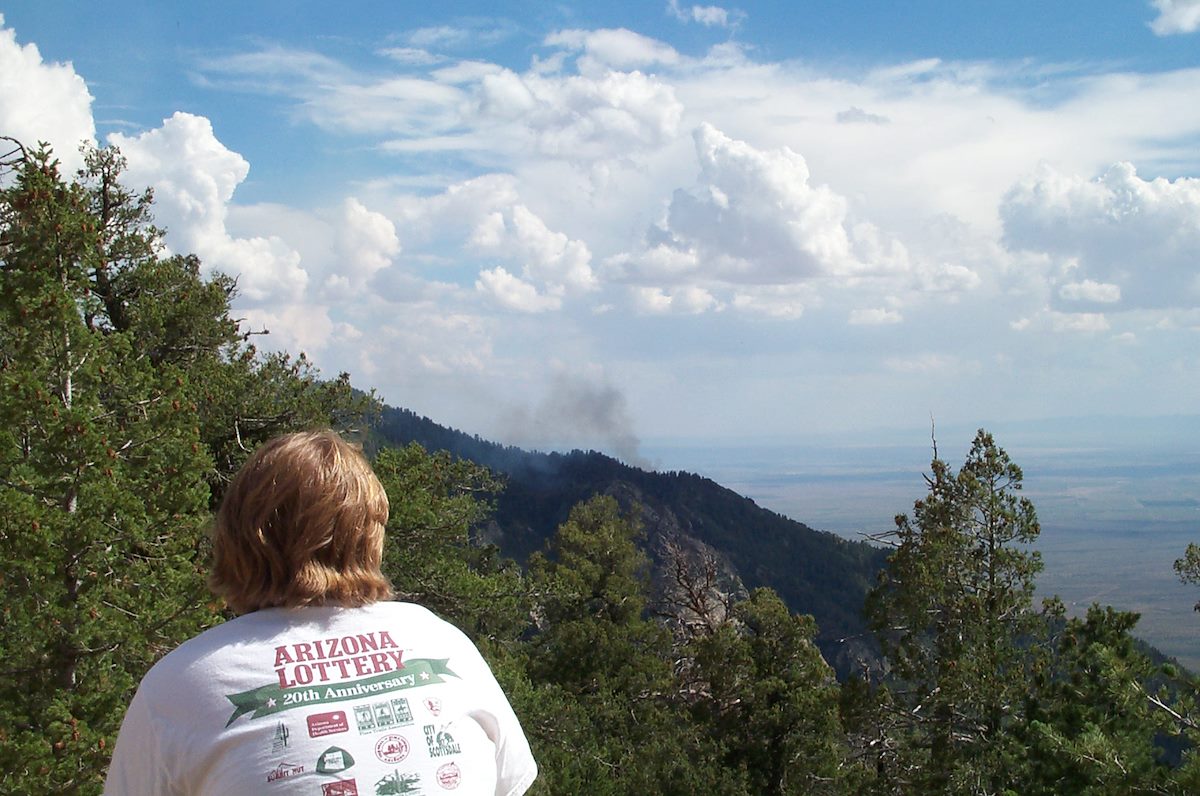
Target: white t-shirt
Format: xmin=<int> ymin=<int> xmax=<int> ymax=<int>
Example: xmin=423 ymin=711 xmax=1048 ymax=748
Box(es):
xmin=104 ymin=602 xmax=537 ymax=796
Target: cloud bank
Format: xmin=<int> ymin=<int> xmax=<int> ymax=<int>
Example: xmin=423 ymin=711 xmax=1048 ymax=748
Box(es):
xmin=4 ymin=11 xmax=1200 ymax=444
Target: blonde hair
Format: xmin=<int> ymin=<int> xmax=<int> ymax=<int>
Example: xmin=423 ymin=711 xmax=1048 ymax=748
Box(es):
xmin=209 ymin=430 xmax=393 ymax=614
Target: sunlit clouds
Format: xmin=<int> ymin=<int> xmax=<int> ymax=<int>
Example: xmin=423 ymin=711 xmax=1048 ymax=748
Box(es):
xmin=2 ymin=4 xmax=1198 ymax=448
xmin=1149 ymin=0 xmax=1200 ymax=35
xmin=0 ymin=14 xmax=93 ymax=173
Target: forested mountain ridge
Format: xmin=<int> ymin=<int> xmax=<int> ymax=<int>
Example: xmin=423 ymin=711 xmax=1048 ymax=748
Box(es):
xmin=373 ymin=405 xmax=887 ymax=678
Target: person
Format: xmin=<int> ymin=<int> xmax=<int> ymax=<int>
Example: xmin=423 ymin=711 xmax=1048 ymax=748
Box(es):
xmin=105 ymin=430 xmax=537 ymax=796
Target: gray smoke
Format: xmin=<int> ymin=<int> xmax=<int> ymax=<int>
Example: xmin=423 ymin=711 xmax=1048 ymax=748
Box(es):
xmin=499 ymin=373 xmax=648 ymax=467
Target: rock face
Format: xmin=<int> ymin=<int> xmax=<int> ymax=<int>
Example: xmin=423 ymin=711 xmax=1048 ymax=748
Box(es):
xmin=603 ymin=479 xmax=749 ymax=628
xmin=375 ymin=405 xmax=889 ymax=680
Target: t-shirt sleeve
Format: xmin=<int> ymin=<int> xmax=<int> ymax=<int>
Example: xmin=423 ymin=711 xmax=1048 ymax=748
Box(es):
xmin=467 ymin=664 xmax=537 ymax=796
xmin=103 ymin=684 xmax=177 ymax=796
xmin=442 ymin=624 xmax=537 ymax=796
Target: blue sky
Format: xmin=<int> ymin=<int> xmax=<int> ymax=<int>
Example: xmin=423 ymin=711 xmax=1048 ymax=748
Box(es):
xmin=2 ymin=1 xmax=1200 ymax=461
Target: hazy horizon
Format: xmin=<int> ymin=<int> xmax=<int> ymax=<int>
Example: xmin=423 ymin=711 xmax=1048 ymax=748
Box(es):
xmin=644 ymin=422 xmax=1200 ymax=669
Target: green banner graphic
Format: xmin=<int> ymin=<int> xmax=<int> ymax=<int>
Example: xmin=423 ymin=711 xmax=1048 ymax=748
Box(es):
xmin=225 ymin=658 xmax=457 ymax=727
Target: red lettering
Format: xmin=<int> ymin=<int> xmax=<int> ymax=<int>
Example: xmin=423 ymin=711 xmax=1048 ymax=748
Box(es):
xmin=334 ymin=658 xmax=352 ymax=678
xmin=357 ymin=633 xmax=379 ymax=653
xmin=294 ymin=643 xmax=314 ymax=662
xmin=274 ymin=645 xmax=295 ymax=668
xmin=352 ymin=655 xmax=370 ymax=676
xmin=342 ymin=635 xmax=361 ymax=655
xmin=276 ymin=667 xmax=295 ymax=688
xmin=378 ymin=630 xmax=398 ymax=649
xmin=314 ymin=660 xmax=335 ymax=682
xmin=294 ymin=664 xmax=314 ymax=685
xmin=369 ymin=652 xmax=390 ymax=672
xmin=388 ymin=651 xmax=404 ymax=670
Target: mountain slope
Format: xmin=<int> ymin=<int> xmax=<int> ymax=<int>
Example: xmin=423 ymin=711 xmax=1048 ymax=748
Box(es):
xmin=374 ymin=405 xmax=887 ymax=678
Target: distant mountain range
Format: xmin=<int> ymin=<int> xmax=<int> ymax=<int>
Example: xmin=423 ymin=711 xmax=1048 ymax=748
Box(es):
xmin=374 ymin=405 xmax=887 ymax=679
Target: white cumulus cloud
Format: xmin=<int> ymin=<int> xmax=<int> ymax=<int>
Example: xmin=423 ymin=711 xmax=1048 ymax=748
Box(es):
xmin=111 ymin=112 xmax=307 ymax=304
xmin=605 ymin=124 xmax=984 ymax=317
xmin=1149 ymin=0 xmax=1200 ymax=35
xmin=473 ymin=67 xmax=684 ymax=162
xmin=476 ymin=267 xmax=562 ymax=312
xmin=329 ymin=198 xmax=400 ymax=294
xmin=239 ymin=303 xmax=334 ymax=356
xmin=205 ymin=43 xmax=686 ymax=168
xmin=470 ymin=204 xmax=595 ymax=293
xmin=1001 ymin=161 xmax=1200 ymax=310
xmin=631 ymin=286 xmax=675 ymax=314
xmin=660 ymin=123 xmax=856 ymax=281
xmin=378 ymin=308 xmax=493 ymax=376
xmin=671 ymin=285 xmax=721 ymax=313
xmin=0 ymin=15 xmax=94 ymax=173
xmin=631 ymin=284 xmax=720 ymax=314
xmin=396 ymin=173 xmax=595 ymax=307
xmin=613 ymin=124 xmax=942 ymax=313
xmin=545 ymin=28 xmax=681 ymax=72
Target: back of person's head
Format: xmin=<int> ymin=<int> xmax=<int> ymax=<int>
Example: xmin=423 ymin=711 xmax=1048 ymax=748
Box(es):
xmin=209 ymin=430 xmax=393 ymax=614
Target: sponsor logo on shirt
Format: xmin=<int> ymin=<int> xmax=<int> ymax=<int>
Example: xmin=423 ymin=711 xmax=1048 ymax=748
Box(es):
xmin=265 ymin=761 xmax=304 ymax=783
xmin=308 ymin=709 xmax=350 ymax=737
xmin=374 ymin=734 xmax=410 ymax=764
xmin=423 ymin=725 xmax=461 ymax=758
xmin=374 ymin=770 xmax=421 ymax=795
xmin=272 ymin=721 xmax=290 ymax=751
xmin=436 ymin=762 xmax=462 ymax=790
xmin=273 ymin=632 xmax=404 ymax=689
xmin=354 ymin=697 xmax=413 ymax=734
xmin=322 ymin=780 xmax=359 ymax=796
xmin=316 ymin=746 xmax=356 ymax=775
xmin=422 ymin=697 xmax=442 ymax=717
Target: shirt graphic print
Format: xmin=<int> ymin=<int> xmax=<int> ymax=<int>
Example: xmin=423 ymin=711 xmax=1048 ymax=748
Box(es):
xmin=104 ymin=602 xmax=537 ymax=796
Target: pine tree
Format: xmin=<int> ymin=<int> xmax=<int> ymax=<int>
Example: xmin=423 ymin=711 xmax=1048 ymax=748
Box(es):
xmin=0 ymin=141 xmax=214 ymax=792
xmin=865 ymin=430 xmax=1043 ymax=794
xmin=0 ymin=140 xmax=365 ymax=793
xmin=372 ymin=442 xmax=524 ymax=644
xmin=519 ymin=495 xmax=742 ymax=794
xmin=1022 ymin=603 xmax=1171 ymax=795
xmin=1170 ymin=544 xmax=1200 ymax=790
xmin=686 ymin=588 xmax=849 ymax=795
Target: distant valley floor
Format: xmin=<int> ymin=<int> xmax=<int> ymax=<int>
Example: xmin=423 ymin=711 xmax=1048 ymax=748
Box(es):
xmin=645 ymin=437 xmax=1200 ymax=671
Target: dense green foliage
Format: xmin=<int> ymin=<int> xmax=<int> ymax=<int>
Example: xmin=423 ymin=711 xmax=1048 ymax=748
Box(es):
xmin=0 ymin=142 xmax=364 ymax=792
xmin=1022 ymin=604 xmax=1171 ymax=794
xmin=865 ymin=431 xmax=1045 ymax=791
xmin=859 ymin=431 xmax=1200 ymax=794
xmin=3 ymin=141 xmax=1200 ymax=794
